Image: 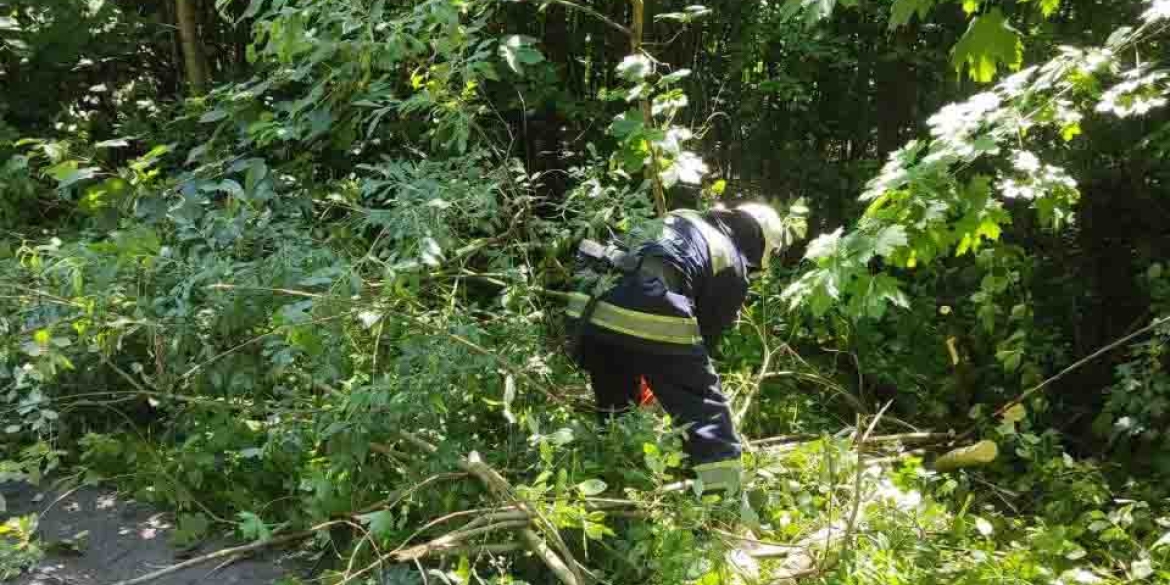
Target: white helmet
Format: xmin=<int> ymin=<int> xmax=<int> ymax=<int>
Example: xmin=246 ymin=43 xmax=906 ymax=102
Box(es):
xmin=734 ymin=203 xmax=787 ymax=270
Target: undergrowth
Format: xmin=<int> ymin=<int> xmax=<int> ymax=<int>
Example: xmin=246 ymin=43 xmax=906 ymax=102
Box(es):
xmin=2 ymin=0 xmax=1170 ymax=583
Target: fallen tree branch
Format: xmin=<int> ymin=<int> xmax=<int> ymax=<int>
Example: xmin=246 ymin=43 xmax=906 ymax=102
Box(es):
xmin=751 ymin=432 xmax=952 ymax=449
xmin=432 ymin=542 xmax=525 ymax=557
xmin=209 ymin=283 xmax=575 ymax=407
xmin=396 ymin=520 xmax=531 ymax=561
xmin=462 ymin=451 xmax=584 ymax=585
xmin=385 ymin=430 xmax=584 ymax=585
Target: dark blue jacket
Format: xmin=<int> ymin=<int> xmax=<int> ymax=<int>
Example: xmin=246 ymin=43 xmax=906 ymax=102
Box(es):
xmin=580 ymin=210 xmax=751 ymax=356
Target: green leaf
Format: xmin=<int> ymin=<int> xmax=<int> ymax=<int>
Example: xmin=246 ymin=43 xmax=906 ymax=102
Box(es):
xmin=240 ymin=0 xmax=266 ymax=21
xmin=996 ymin=348 xmax=1022 ymax=373
xmin=962 ymin=0 xmax=980 ymax=15
xmin=245 ymin=159 xmax=268 ymax=192
xmin=60 ymin=168 xmax=101 ymax=189
xmin=358 ymin=510 xmax=395 ymax=539
xmin=0 ymin=17 xmax=20 ymax=31
xmin=805 ymin=228 xmax=843 ymax=260
xmin=502 ymin=373 xmax=517 ymax=425
xmin=659 ymin=69 xmax=692 ymax=85
xmin=951 ymin=9 xmax=1024 ymax=83
xmin=782 ymin=0 xmax=842 ymax=27
xmin=616 ymin=54 xmax=652 ymax=82
xmin=1132 ymin=558 xmax=1154 ymax=580
xmin=172 ymin=513 xmax=210 ymax=547
xmin=1002 ymin=403 xmax=1027 ymax=423
xmin=237 ymin=511 xmax=271 ymax=542
xmin=655 ymin=6 xmax=713 ymax=22
xmin=94 ymin=138 xmax=131 ymax=149
xmin=710 ymin=179 xmax=727 ymax=196
xmin=583 ymin=521 xmax=612 ymax=540
xmin=1022 ymin=0 xmax=1060 ymax=17
xmin=873 ymin=225 xmax=908 ymax=257
xmin=576 ymin=479 xmax=608 ymax=496
xmin=201 ymin=179 xmax=245 ymax=198
xmin=660 ymin=151 xmax=708 ymax=188
xmin=608 ymin=111 xmax=644 ymax=139
xmin=199 ymin=109 xmax=228 ymax=124
xmin=890 ymin=0 xmax=935 ymax=28
xmin=499 ymin=35 xmax=544 ymax=74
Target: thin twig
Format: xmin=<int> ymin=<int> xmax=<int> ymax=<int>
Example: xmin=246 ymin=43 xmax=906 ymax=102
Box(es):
xmin=538 ymin=0 xmax=632 ymax=36
xmin=958 ymin=314 xmax=1170 ymax=442
xmin=840 ymin=402 xmax=893 ymax=561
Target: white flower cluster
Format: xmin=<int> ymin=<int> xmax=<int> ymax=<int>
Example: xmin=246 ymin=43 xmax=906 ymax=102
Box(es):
xmin=1053 ymin=99 xmax=1084 ymax=128
xmin=1144 ymin=0 xmax=1170 ymax=22
xmin=1096 ymin=67 xmax=1170 ymax=118
xmin=928 ymin=92 xmax=1003 ymax=147
xmin=997 ymin=150 xmax=1078 ymax=201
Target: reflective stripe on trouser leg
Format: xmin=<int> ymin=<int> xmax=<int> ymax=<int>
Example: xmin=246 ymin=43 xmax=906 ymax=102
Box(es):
xmin=694 ymin=459 xmax=743 ymax=493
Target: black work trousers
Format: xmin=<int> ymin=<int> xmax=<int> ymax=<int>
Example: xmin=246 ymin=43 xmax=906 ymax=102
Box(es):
xmin=578 ymin=336 xmax=742 ymax=465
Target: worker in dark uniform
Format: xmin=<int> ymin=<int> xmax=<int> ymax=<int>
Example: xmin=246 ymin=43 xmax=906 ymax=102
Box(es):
xmin=567 ymin=203 xmax=789 ymax=493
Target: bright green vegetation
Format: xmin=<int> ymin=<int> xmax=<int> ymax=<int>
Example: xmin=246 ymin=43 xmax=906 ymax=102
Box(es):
xmin=2 ymin=0 xmax=1170 ymax=583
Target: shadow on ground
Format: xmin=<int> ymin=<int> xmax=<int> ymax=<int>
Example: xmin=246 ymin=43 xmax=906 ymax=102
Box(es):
xmin=3 ymin=481 xmax=300 ymax=585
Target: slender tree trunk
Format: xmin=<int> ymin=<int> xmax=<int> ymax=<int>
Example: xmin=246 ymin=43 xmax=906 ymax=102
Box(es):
xmin=875 ymin=25 xmax=918 ymax=157
xmin=631 ymin=0 xmax=669 ymax=216
xmin=176 ymin=0 xmax=209 ymax=94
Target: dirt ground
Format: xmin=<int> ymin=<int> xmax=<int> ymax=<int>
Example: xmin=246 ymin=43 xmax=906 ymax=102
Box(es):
xmin=3 ymin=481 xmax=301 ymax=585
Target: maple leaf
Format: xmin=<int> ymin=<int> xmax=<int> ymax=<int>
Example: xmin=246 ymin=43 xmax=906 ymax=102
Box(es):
xmin=951 ymin=9 xmax=1024 ymax=83
xmin=890 ymin=0 xmax=935 ymax=28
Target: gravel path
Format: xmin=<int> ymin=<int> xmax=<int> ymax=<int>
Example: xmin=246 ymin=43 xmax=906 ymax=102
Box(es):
xmin=3 ymin=481 xmax=300 ymax=585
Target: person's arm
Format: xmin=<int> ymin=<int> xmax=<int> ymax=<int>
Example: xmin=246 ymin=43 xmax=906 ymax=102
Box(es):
xmin=696 ymin=274 xmax=748 ymax=354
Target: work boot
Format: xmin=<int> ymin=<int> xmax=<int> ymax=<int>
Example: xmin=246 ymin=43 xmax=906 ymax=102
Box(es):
xmin=694 ymin=458 xmax=743 ymax=494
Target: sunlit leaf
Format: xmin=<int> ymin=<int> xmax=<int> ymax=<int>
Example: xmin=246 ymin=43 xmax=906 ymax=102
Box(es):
xmin=659 ymin=69 xmax=693 ymax=85
xmin=237 ymin=511 xmax=271 ymax=542
xmin=805 ymin=228 xmax=843 ymax=260
xmin=499 ymin=35 xmax=544 ymax=74
xmin=576 ymin=479 xmax=607 ymax=496
xmin=952 ymin=9 xmax=1024 ymax=83
xmin=94 ymin=139 xmax=130 ymax=149
xmin=616 ymin=54 xmax=653 ymax=82
xmin=1002 ymin=404 xmax=1027 ymax=423
xmin=890 ymin=0 xmax=935 ymax=28
xmin=502 ymin=373 xmax=517 ymax=424
xmin=873 ymin=225 xmax=908 ymax=257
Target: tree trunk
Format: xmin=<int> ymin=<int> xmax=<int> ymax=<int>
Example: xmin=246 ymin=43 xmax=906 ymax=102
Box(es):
xmin=875 ymin=25 xmax=918 ymax=158
xmin=631 ymin=0 xmax=669 ymax=216
xmin=176 ymin=0 xmax=209 ymax=94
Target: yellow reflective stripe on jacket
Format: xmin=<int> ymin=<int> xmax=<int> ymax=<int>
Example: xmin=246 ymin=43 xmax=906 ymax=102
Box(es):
xmin=567 ymin=292 xmax=701 ymax=345
xmin=669 ymin=210 xmax=738 ymax=275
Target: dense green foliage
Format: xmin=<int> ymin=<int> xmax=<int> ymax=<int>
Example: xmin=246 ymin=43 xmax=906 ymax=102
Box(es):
xmin=3 ymin=0 xmax=1170 ymax=583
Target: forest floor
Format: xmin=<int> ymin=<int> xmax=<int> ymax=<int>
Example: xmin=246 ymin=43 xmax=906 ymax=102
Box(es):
xmin=3 ymin=481 xmax=301 ymax=585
